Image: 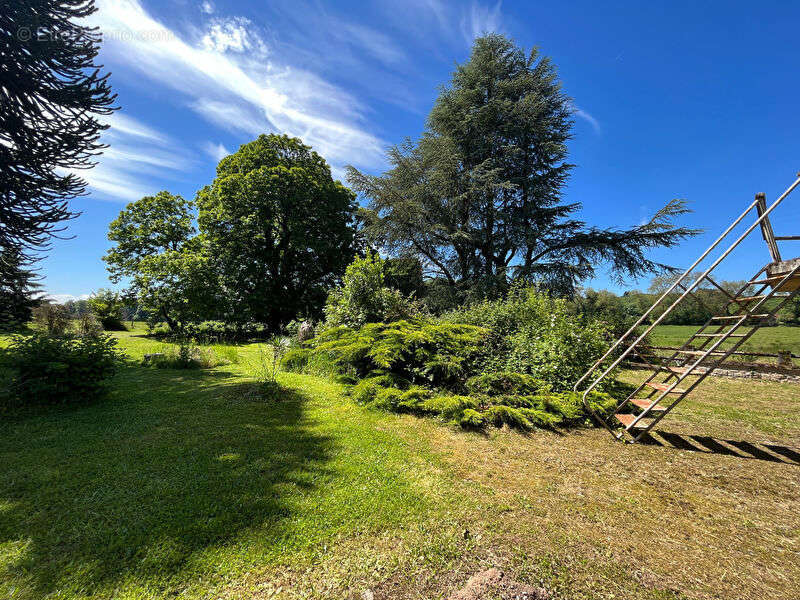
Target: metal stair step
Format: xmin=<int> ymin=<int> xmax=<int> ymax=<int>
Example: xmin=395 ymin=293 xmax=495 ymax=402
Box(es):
xmin=615 ymin=413 xmax=647 ymax=429
xmin=711 ymin=314 xmax=770 ymax=320
xmin=645 ymin=382 xmax=687 ymax=394
xmin=629 ymin=398 xmax=667 ymax=412
xmin=733 ymin=295 xmax=768 ymax=302
xmin=750 ymin=275 xmax=792 ymax=285
xmin=661 ymin=366 xmax=689 ymax=375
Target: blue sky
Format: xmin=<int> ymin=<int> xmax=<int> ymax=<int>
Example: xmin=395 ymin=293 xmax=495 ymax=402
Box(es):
xmin=42 ymin=0 xmax=800 ymax=302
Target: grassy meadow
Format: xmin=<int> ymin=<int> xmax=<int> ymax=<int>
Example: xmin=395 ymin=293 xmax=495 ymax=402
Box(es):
xmin=1 ymin=327 xmax=798 ymax=600
xmin=648 ymin=324 xmax=800 ymax=362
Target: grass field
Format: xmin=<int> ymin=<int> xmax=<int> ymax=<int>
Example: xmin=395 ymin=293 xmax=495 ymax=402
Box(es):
xmin=649 ymin=325 xmax=800 ymax=361
xmin=1 ymin=327 xmax=799 ymax=599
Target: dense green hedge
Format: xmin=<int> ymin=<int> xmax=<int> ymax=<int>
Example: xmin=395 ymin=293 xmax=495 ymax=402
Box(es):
xmin=282 ymin=318 xmax=617 ymax=432
xmin=282 ymin=319 xmax=489 ymax=388
xmin=348 ymin=370 xmax=615 ymax=431
xmin=442 ymin=286 xmax=612 ymax=391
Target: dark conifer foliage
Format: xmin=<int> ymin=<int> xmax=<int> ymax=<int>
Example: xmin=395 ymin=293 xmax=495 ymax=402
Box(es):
xmin=349 ymin=34 xmax=699 ymax=297
xmin=0 ymin=249 xmax=41 ymax=327
xmin=0 ymin=0 xmax=116 ymax=256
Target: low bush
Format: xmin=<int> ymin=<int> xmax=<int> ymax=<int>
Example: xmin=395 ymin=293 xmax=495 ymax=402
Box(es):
xmin=181 ymin=320 xmax=267 ymax=343
xmin=324 ymin=252 xmax=422 ymax=329
xmin=442 ymin=286 xmax=613 ymax=391
xmin=76 ymin=313 xmax=104 ymax=337
xmin=285 ymin=305 xmax=620 ymax=433
xmin=4 ymin=333 xmax=124 ymax=408
xmin=88 ymin=289 xmax=128 ymax=331
xmin=465 ymin=372 xmax=550 ymax=396
xmin=283 ymin=319 xmax=489 ymax=388
xmin=347 ymin=371 xmax=616 ymax=432
xmin=32 ymin=304 xmax=71 ymax=335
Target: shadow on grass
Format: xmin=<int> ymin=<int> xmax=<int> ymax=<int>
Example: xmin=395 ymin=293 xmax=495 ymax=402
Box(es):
xmin=0 ymin=366 xmax=333 ymax=597
xmin=639 ymin=430 xmax=800 ymax=465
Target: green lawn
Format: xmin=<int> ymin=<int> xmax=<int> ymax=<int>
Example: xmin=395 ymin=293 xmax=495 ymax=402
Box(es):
xmin=1 ymin=328 xmax=799 ymax=599
xmin=649 ymin=324 xmax=800 ymax=360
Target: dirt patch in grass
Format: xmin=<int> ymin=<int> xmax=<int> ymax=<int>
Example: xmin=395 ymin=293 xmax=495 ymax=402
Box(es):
xmin=446 ymin=568 xmax=549 ymax=600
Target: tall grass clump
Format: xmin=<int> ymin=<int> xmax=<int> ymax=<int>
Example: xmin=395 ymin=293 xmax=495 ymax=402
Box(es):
xmin=146 ymin=339 xmax=230 ymax=370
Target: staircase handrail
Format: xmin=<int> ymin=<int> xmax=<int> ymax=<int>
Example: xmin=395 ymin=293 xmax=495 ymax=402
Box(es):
xmin=574 ymin=173 xmax=800 ymax=400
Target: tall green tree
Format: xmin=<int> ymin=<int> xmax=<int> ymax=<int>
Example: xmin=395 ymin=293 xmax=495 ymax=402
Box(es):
xmin=103 ymin=191 xmax=210 ymax=330
xmin=0 ymin=0 xmax=116 ymax=256
xmin=131 ymin=244 xmax=219 ymax=331
xmin=103 ymin=191 xmax=196 ymax=283
xmin=197 ymin=134 xmax=359 ymax=330
xmin=348 ymin=34 xmax=698 ymax=297
xmin=0 ymin=250 xmax=40 ymax=328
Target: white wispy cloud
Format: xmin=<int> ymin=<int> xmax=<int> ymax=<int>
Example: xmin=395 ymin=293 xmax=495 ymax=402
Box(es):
xmin=90 ymin=0 xmax=386 ymax=172
xmin=104 ymin=112 xmax=166 ymax=143
xmin=203 ymin=141 xmax=231 ymax=162
xmin=82 ymin=111 xmax=191 ymax=202
xmin=574 ymin=107 xmax=601 ymax=134
xmin=201 ymin=17 xmax=259 ymax=54
xmin=460 ymin=0 xmax=504 ymax=43
xmin=44 ymin=293 xmax=92 ymax=304
xmin=201 ymin=0 xmax=214 ymax=15
xmin=338 ymin=22 xmax=407 ymax=66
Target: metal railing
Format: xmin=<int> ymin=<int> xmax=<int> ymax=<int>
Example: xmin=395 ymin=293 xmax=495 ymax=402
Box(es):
xmin=574 ymin=172 xmax=800 ymax=436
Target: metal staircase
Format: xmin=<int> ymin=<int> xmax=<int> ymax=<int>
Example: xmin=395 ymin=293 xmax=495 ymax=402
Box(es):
xmin=575 ymin=173 xmax=800 ymax=442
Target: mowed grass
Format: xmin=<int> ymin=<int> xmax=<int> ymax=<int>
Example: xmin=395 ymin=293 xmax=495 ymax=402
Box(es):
xmin=1 ymin=328 xmax=799 ymax=599
xmin=649 ymin=325 xmax=800 ymax=360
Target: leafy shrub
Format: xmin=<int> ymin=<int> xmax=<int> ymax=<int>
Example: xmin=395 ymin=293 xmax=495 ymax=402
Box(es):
xmin=32 ymin=304 xmax=71 ymax=335
xmin=88 ymin=289 xmax=127 ymax=331
xmin=466 ymin=372 xmax=549 ymax=396
xmin=442 ymin=286 xmax=612 ymax=391
xmin=4 ymin=333 xmax=124 ymax=407
xmin=283 ymin=319 xmax=489 ymax=388
xmin=180 ymin=320 xmax=267 ymax=343
xmin=76 ymin=313 xmax=103 ymax=337
xmin=324 ymin=252 xmax=421 ymax=329
xmin=506 ymin=317 xmax=610 ymax=391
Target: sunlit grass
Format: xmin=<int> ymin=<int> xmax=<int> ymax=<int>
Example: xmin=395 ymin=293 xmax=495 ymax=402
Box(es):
xmin=1 ymin=329 xmax=798 ymax=599
xmin=649 ymin=325 xmax=800 ymax=362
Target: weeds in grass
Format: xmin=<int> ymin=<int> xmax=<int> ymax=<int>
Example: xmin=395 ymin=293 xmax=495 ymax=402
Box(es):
xmin=247 ymin=337 xmax=292 ymax=401
xmin=146 ymin=340 xmax=230 ymax=369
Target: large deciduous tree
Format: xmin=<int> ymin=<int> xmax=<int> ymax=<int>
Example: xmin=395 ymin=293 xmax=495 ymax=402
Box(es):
xmin=103 ymin=191 xmax=210 ymax=330
xmin=0 ymin=0 xmax=116 ymax=257
xmin=197 ymin=134 xmax=359 ymax=331
xmin=348 ymin=34 xmax=698 ymax=297
xmin=131 ymin=244 xmax=219 ymax=331
xmin=103 ymin=191 xmax=196 ymax=284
